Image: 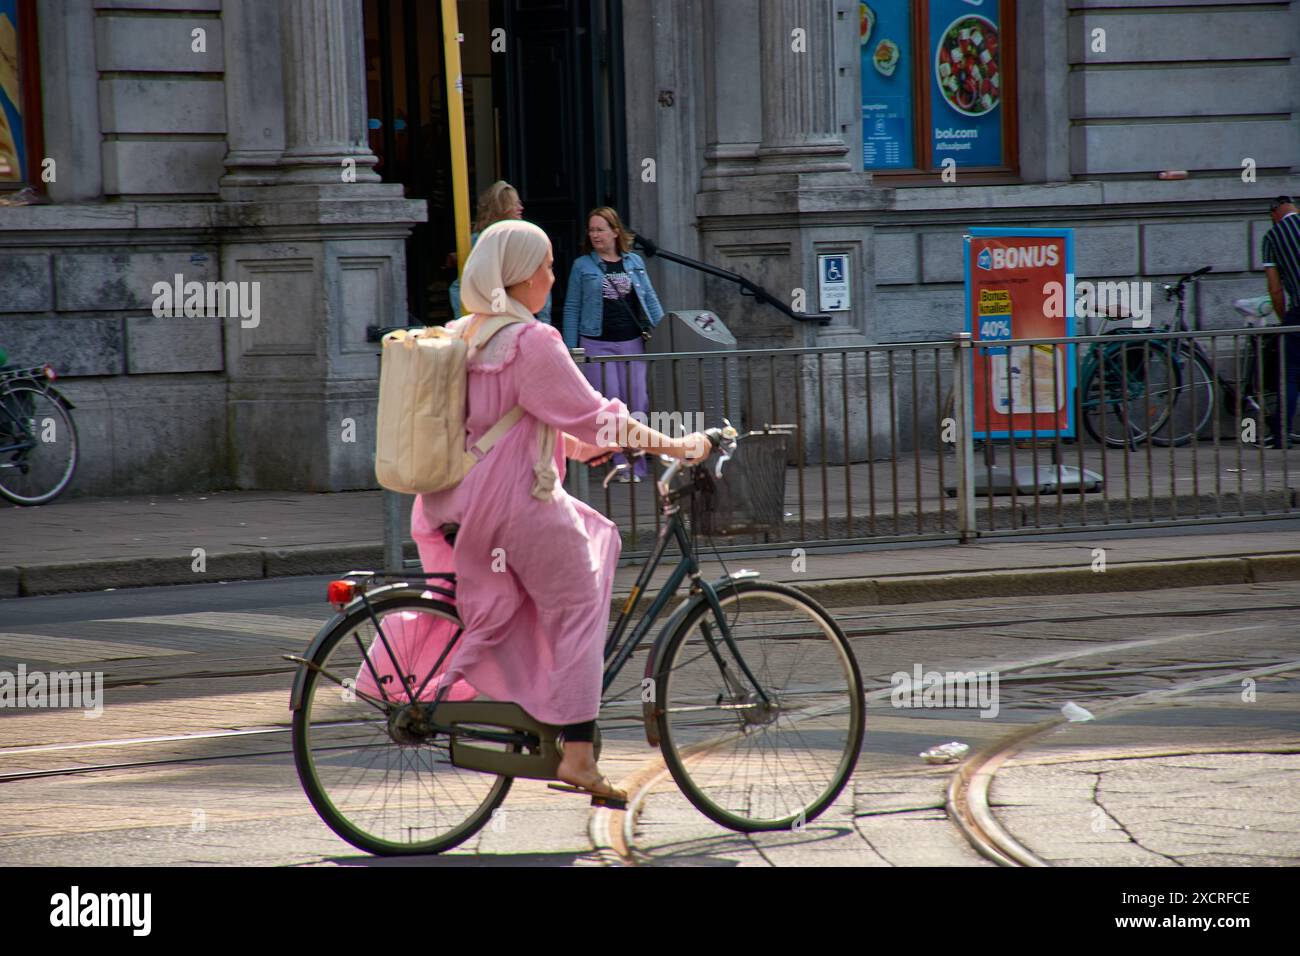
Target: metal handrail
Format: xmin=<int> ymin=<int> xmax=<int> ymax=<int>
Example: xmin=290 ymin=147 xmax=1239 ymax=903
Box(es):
xmin=631 ymin=231 xmax=833 ymax=327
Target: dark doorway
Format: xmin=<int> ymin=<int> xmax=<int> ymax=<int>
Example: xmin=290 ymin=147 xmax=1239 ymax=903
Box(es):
xmin=496 ymin=0 xmax=628 ymax=317
xmin=363 ymin=0 xmax=627 ymax=326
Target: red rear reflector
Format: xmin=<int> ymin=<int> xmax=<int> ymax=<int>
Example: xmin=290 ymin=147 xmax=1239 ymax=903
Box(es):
xmin=327 ymin=580 xmax=357 ymax=606
xmin=43 ymin=365 xmax=56 ymax=381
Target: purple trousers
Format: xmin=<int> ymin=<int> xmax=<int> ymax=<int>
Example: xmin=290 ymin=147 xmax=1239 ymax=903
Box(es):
xmin=580 ymin=335 xmax=649 ymax=477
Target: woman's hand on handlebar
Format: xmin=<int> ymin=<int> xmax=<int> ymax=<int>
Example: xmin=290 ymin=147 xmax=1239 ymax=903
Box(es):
xmin=678 ymin=432 xmax=714 ymax=465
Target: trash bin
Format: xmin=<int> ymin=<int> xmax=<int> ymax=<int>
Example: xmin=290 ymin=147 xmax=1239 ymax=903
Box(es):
xmin=646 ymin=309 xmax=742 ymax=433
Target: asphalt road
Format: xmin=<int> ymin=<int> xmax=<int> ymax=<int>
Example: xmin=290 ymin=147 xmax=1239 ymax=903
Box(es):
xmin=0 ymin=575 xmax=1296 ymax=866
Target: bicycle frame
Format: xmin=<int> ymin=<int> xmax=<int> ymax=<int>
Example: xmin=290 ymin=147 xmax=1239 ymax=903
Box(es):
xmin=293 ymin=456 xmax=772 ymax=766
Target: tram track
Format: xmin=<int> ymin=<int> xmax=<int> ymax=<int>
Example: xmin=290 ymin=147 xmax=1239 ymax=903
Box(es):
xmin=602 ymin=612 xmax=1299 ymax=865
xmin=947 ymin=657 xmax=1300 ymax=867
xmin=4 ymin=600 xmax=1295 ymax=838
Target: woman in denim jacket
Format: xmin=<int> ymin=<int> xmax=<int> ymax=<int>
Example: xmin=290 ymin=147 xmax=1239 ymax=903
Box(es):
xmin=561 ymin=207 xmax=665 ymax=480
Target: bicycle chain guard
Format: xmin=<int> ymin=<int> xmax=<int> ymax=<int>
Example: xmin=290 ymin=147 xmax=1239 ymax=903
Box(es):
xmin=442 ymin=701 xmax=600 ymax=779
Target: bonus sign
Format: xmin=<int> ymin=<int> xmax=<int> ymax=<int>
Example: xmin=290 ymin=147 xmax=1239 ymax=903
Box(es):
xmin=963 ymin=228 xmax=1075 ymax=440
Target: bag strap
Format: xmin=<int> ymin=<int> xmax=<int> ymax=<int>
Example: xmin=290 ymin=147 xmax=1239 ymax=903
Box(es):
xmin=467 ymin=404 xmax=524 ymax=461
xmin=462 ymin=313 xmax=517 ymax=357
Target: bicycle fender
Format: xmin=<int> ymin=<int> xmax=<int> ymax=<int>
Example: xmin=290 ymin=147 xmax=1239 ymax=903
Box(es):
xmin=639 ymin=570 xmax=760 ymax=746
xmin=2 ymin=379 xmax=76 ymax=410
xmin=45 ymin=385 xmax=76 ymax=410
xmin=288 ymin=583 xmax=433 ymax=711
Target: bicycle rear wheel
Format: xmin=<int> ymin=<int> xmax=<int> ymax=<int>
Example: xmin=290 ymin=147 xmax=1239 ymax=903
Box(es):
xmin=1080 ymin=339 xmax=1178 ymax=447
xmin=654 ymin=580 xmax=864 ymax=832
xmin=292 ymin=589 xmax=512 ymax=856
xmin=0 ymin=384 xmax=78 ymax=505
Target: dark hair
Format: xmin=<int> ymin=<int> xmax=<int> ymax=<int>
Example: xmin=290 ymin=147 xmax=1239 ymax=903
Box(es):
xmin=1270 ymin=196 xmax=1295 ymax=211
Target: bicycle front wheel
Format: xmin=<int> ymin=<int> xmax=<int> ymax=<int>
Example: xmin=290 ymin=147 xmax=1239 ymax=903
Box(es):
xmin=292 ymin=590 xmax=512 ymax=856
xmin=0 ymin=385 xmax=78 ymax=505
xmin=654 ymin=580 xmax=864 ymax=832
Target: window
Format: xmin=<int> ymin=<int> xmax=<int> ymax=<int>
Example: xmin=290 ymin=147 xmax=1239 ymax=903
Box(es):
xmin=0 ymin=0 xmax=41 ymax=189
xmin=860 ymin=0 xmax=1017 ymax=177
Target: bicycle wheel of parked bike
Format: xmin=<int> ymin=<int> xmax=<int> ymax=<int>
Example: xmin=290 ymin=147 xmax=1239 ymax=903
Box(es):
xmin=1080 ymin=338 xmax=1179 ymax=447
xmin=654 ymin=579 xmax=864 ymax=832
xmin=292 ymin=589 xmax=512 ymax=856
xmin=1148 ymin=347 xmax=1215 ymax=447
xmin=0 ymin=384 xmax=78 ymax=506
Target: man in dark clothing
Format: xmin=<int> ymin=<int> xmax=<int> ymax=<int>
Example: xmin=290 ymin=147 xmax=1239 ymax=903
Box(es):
xmin=1261 ymin=196 xmax=1300 ymax=447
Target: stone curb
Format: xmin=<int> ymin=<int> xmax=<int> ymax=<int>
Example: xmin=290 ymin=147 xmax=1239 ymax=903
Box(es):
xmin=7 ymin=545 xmax=1300 ymax=604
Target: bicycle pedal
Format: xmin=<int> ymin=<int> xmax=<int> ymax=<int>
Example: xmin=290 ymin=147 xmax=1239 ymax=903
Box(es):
xmin=546 ymin=782 xmax=627 ymax=811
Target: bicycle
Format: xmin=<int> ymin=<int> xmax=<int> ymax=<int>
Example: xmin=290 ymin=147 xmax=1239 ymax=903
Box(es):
xmin=0 ymin=363 xmax=79 ymax=505
xmin=1077 ymin=267 xmax=1217 ymax=448
xmin=286 ymin=425 xmax=865 ymax=856
xmin=1107 ymin=267 xmax=1300 ymax=450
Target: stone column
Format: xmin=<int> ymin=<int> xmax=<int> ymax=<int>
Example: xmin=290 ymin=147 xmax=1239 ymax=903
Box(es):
xmin=756 ymin=0 xmax=851 ymax=172
xmin=275 ymin=0 xmax=380 ymax=186
xmin=217 ymin=0 xmax=425 ymax=491
xmin=219 ymin=0 xmax=286 ymax=195
xmin=701 ymin=0 xmax=762 ymax=185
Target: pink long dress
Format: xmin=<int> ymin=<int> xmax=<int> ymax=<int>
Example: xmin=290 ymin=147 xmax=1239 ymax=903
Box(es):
xmin=357 ymin=318 xmax=627 ymax=727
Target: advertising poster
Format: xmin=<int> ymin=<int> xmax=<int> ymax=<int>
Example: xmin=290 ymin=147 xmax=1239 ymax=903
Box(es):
xmin=928 ymin=0 xmax=1002 ymax=168
xmin=964 ymin=228 xmax=1076 ymax=439
xmin=859 ymin=1 xmax=913 ymax=170
xmin=0 ymin=0 xmax=24 ymax=182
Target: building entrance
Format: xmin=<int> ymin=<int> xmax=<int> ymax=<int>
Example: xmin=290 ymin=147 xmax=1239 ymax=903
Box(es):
xmin=362 ymin=0 xmax=627 ymax=324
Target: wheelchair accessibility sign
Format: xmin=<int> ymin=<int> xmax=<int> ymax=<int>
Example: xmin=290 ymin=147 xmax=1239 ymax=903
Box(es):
xmin=817 ymin=254 xmax=851 ymax=312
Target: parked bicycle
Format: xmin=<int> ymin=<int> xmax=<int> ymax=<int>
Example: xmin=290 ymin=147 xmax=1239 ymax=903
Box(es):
xmin=287 ymin=425 xmax=864 ymax=856
xmin=0 ymin=363 xmax=79 ymax=505
xmin=1078 ymin=267 xmax=1212 ymax=448
xmin=1079 ymin=266 xmax=1298 ymax=448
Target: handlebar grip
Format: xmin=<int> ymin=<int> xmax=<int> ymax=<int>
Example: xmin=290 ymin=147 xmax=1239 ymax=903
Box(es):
xmin=1191 ymin=266 xmax=1212 ymax=278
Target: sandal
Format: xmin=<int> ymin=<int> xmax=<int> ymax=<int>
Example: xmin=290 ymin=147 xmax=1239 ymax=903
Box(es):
xmin=547 ymin=775 xmax=628 ymax=810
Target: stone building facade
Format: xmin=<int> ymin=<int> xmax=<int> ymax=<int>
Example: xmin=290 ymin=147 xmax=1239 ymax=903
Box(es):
xmin=1 ymin=0 xmax=423 ymax=496
xmin=3 ymin=0 xmax=1299 ymax=495
xmin=623 ymin=0 xmax=1300 ymax=455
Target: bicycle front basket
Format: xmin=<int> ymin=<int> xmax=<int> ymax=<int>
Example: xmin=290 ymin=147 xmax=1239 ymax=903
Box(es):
xmin=691 ymin=428 xmax=791 ymax=537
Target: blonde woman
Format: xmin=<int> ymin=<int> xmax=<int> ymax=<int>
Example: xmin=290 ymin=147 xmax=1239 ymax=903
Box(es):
xmin=412 ymin=219 xmax=709 ymax=805
xmin=447 ymin=181 xmax=552 ymax=322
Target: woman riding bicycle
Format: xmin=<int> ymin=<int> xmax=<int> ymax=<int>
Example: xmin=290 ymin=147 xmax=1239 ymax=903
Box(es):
xmin=411 ymin=219 xmax=708 ymax=805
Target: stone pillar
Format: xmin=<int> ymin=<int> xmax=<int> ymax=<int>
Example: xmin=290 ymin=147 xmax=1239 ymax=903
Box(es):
xmin=701 ymin=0 xmax=762 ymax=185
xmin=219 ymin=0 xmax=285 ymax=195
xmin=217 ymin=0 xmax=425 ymax=491
xmin=275 ymin=0 xmax=380 ymax=187
xmin=756 ymin=0 xmax=851 ymax=172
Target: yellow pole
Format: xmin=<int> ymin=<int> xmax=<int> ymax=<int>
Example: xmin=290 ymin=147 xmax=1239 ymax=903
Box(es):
xmin=441 ymin=0 xmax=471 ymax=302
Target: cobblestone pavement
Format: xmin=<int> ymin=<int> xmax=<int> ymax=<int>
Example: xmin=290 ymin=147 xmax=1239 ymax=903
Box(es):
xmin=0 ymin=577 xmax=1295 ymax=866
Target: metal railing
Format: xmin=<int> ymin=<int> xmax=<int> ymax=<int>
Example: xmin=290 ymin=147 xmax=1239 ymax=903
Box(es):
xmin=381 ymin=324 xmax=1299 ymax=567
xmin=571 ymin=324 xmax=1299 ymax=557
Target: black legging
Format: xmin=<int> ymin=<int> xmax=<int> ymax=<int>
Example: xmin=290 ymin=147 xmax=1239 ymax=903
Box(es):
xmin=561 ymin=720 xmax=596 ymax=743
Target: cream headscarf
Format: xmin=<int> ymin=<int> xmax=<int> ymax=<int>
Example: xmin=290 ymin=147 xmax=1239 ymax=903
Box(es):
xmin=459 ymin=219 xmax=551 ymax=324
xmin=457 ymin=218 xmax=559 ymax=501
